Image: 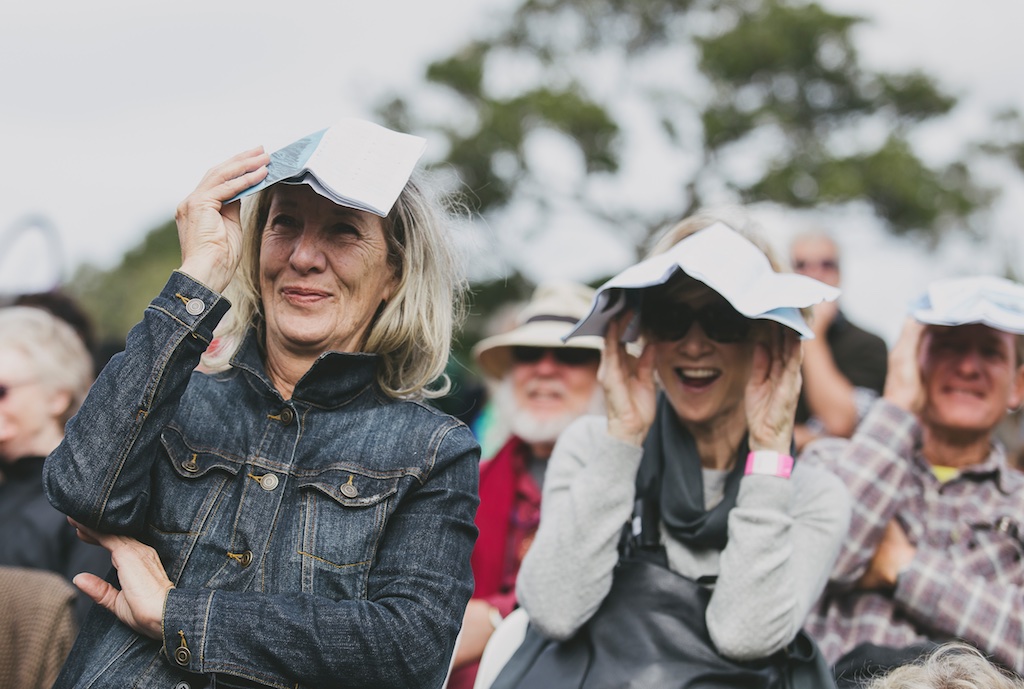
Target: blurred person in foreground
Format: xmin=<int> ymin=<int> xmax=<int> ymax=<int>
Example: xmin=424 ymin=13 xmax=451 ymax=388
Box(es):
xmin=43 ymin=121 xmax=479 ymax=689
xmin=790 ymin=231 xmax=887 ymax=450
xmin=802 ymin=276 xmax=1024 ymax=686
xmin=448 ymin=282 xmax=605 ymax=689
xmin=507 ymin=211 xmax=849 ymax=685
xmin=865 ymin=642 xmax=1024 ymax=689
xmin=0 ymin=306 xmax=108 ymax=624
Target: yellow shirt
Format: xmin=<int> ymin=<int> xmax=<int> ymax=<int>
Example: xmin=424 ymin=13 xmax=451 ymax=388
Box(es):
xmin=931 ymin=465 xmax=960 ymax=483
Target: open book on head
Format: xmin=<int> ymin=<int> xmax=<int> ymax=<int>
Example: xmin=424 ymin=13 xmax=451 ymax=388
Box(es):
xmin=565 ymin=222 xmax=841 ymax=342
xmin=911 ymin=275 xmax=1024 ymax=334
xmin=231 ymin=118 xmax=427 ymax=217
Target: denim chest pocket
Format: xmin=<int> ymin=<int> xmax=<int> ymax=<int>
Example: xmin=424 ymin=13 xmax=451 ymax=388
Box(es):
xmin=151 ymin=428 xmax=244 ymax=537
xmin=296 ymin=468 xmax=400 ymax=593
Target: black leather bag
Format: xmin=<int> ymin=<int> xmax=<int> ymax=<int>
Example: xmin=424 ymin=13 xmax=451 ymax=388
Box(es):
xmin=491 ymin=495 xmax=835 ymax=689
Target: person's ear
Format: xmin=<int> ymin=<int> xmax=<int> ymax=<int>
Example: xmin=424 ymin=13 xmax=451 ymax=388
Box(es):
xmin=48 ymin=389 xmax=73 ymax=420
xmin=1009 ymin=364 xmax=1024 ymax=413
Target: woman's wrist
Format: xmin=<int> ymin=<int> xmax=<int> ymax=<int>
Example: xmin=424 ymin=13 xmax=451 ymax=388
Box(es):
xmin=606 ymin=419 xmax=647 ymax=447
xmin=178 ymin=258 xmax=232 ymax=295
xmin=744 ymin=451 xmax=794 ymax=479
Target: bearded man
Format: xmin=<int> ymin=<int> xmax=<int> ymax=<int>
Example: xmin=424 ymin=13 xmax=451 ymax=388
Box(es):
xmin=447 ymin=282 xmax=604 ymax=689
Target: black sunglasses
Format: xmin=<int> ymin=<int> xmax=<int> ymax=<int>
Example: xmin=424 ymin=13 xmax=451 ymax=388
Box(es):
xmin=641 ymin=299 xmax=752 ymax=343
xmin=793 ymin=258 xmax=839 ymax=272
xmin=511 ymin=346 xmax=601 ymax=367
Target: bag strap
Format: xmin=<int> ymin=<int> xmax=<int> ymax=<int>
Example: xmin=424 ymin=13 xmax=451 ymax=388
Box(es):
xmin=618 ymin=486 xmax=670 ymax=567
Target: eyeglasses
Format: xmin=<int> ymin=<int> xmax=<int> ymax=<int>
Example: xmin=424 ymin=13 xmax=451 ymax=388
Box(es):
xmin=511 ymin=346 xmax=601 ymax=367
xmin=0 ymin=380 xmax=35 ymax=401
xmin=793 ymin=258 xmax=839 ymax=272
xmin=641 ymin=300 xmax=752 ymax=343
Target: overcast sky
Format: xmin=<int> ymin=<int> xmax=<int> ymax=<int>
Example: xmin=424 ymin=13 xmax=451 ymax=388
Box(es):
xmin=2 ymin=0 xmax=1023 ymax=343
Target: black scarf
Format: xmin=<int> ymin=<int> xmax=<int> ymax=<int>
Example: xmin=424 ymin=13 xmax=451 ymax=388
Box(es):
xmin=636 ymin=394 xmax=749 ymax=551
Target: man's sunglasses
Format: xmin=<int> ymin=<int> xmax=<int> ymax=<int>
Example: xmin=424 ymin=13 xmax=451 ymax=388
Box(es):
xmin=511 ymin=346 xmax=601 ymax=367
xmin=641 ymin=300 xmax=752 ymax=344
xmin=793 ymin=258 xmax=838 ymax=272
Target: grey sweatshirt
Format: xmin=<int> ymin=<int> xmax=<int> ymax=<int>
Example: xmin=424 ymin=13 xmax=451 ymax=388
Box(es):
xmin=516 ymin=415 xmax=851 ymax=661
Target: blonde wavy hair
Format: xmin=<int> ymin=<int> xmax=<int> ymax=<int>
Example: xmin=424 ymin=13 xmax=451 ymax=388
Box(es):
xmin=202 ymin=175 xmax=467 ymax=400
xmin=647 ymin=205 xmax=784 ymax=269
xmin=865 ymin=642 xmax=1024 ymax=689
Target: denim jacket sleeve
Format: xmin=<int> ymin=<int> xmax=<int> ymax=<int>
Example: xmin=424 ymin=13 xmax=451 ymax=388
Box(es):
xmin=44 ymin=271 xmax=230 ymax=533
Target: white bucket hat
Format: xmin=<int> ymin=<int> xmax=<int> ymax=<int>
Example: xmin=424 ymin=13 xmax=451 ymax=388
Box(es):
xmin=473 ymin=282 xmax=603 ymax=380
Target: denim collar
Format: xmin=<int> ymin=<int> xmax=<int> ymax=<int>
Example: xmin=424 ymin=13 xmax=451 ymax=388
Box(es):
xmin=229 ymin=327 xmax=380 ymax=407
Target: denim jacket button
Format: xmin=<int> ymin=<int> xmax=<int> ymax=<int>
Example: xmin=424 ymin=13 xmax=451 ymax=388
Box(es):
xmin=174 ymin=646 xmax=191 ymax=666
xmin=185 ymin=298 xmax=206 ymax=316
xmin=341 ymin=483 xmax=359 ymax=498
xmin=174 ymin=682 xmax=191 ymax=689
xmin=260 ymin=474 xmax=279 ymax=491
xmin=279 ymin=408 xmax=295 ymax=425
xmin=239 ymin=550 xmax=253 ymax=567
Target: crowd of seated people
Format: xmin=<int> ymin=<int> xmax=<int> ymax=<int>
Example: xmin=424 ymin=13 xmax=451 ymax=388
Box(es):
xmin=4 ymin=122 xmax=1022 ymax=689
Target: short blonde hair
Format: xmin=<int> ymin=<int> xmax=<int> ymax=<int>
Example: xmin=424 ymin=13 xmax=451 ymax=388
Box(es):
xmin=647 ymin=205 xmax=784 ymax=270
xmin=865 ymin=642 xmax=1024 ymax=689
xmin=203 ymin=175 xmax=467 ymax=400
xmin=0 ymin=306 xmax=93 ymax=424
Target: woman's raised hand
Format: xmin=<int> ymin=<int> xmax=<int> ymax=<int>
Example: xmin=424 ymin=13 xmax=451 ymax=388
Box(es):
xmin=745 ymin=325 xmax=803 ymax=454
xmin=69 ymin=518 xmax=174 ymax=640
xmin=176 ymin=147 xmax=270 ymax=294
xmin=600 ymin=311 xmax=656 ymax=447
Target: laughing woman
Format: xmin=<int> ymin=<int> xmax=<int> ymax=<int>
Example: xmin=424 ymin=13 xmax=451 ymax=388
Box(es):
xmin=43 ymin=131 xmax=479 ymax=689
xmin=513 ymin=209 xmax=851 ymax=687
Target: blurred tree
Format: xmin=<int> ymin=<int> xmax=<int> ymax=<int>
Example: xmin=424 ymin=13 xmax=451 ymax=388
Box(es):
xmin=67 ymin=219 xmax=180 ymax=347
xmin=377 ymin=0 xmax=997 ymax=273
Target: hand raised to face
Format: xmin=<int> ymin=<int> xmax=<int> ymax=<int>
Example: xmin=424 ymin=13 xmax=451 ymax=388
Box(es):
xmin=745 ymin=323 xmax=803 ymax=454
xmin=883 ymin=318 xmax=927 ymax=414
xmin=599 ymin=311 xmax=656 ymax=447
xmin=176 ymin=147 xmax=270 ymax=294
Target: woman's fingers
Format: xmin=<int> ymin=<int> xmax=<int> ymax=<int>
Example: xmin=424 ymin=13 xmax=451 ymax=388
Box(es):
xmin=636 ymin=340 xmax=656 ymax=385
xmin=746 ymin=325 xmax=802 ymax=452
xmin=72 ymin=572 xmax=116 ymax=607
xmin=68 ymin=516 xmax=101 ymax=545
xmin=67 ymin=520 xmax=172 ymax=640
xmin=601 ymin=309 xmax=656 ymax=446
xmin=598 ymin=310 xmax=632 ymax=388
xmin=195 ymin=146 xmax=270 ymax=198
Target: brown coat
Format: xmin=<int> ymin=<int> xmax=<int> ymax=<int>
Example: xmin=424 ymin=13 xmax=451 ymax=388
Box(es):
xmin=0 ymin=567 xmax=77 ymax=689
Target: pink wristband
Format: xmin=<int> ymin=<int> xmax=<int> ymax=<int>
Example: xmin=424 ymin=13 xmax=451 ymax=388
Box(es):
xmin=744 ymin=451 xmax=794 ymax=479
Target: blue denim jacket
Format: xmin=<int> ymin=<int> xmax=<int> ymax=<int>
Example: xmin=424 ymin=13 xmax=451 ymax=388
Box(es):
xmin=44 ymin=272 xmax=480 ymax=689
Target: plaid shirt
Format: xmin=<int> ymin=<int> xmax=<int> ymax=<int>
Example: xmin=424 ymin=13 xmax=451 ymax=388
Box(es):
xmin=802 ymin=400 xmax=1024 ymax=673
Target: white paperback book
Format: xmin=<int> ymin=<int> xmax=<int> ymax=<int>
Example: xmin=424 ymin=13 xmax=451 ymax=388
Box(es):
xmin=232 ymin=118 xmax=427 ymax=217
xmin=565 ymin=222 xmax=841 ymax=342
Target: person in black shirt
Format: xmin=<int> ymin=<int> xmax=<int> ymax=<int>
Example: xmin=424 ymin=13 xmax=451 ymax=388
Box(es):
xmin=790 ymin=231 xmax=888 ymax=450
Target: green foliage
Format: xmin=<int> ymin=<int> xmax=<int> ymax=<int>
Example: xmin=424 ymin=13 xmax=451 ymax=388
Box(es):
xmin=747 ymin=137 xmax=995 ymax=238
xmin=66 ymin=219 xmax=181 ymax=343
xmin=379 ymin=0 xmax=1006 ymax=271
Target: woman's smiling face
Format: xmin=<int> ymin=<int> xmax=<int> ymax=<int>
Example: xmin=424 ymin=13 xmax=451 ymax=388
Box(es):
xmin=259 ymin=184 xmax=397 ymax=358
xmin=643 ymin=277 xmax=755 ymax=432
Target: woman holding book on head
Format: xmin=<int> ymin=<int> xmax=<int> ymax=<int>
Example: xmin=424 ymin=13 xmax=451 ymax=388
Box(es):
xmin=43 ymin=120 xmax=479 ymax=689
xmin=495 ymin=210 xmax=851 ymax=688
